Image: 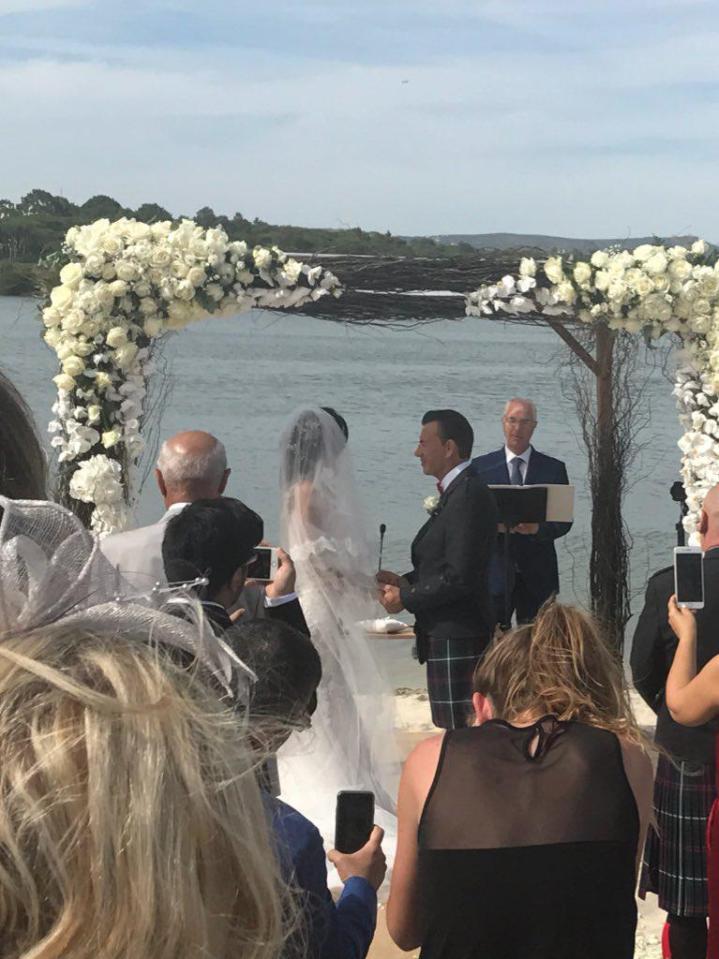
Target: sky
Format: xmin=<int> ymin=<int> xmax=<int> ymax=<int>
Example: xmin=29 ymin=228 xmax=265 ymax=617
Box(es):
xmin=1 ymin=0 xmax=719 ymax=238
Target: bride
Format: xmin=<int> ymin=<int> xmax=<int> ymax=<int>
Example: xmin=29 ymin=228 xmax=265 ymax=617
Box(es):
xmin=276 ymin=406 xmax=400 ymax=840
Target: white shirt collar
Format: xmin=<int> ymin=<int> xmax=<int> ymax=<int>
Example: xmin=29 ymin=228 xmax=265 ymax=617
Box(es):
xmin=439 ymin=460 xmax=471 ymax=492
xmin=504 ymin=445 xmax=532 ymax=467
xmin=161 ymin=501 xmax=190 ymax=523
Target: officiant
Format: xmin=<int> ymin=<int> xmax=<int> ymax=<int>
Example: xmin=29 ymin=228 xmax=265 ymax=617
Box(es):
xmin=470 ymin=397 xmax=572 ymax=627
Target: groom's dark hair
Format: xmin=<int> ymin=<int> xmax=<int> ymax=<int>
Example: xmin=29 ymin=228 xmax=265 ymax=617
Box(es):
xmin=422 ymin=409 xmax=474 ymax=459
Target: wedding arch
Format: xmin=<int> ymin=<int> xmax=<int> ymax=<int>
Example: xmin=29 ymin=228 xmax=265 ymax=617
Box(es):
xmin=464 ymin=240 xmax=719 ymax=642
xmin=40 ymin=217 xmax=341 ymax=533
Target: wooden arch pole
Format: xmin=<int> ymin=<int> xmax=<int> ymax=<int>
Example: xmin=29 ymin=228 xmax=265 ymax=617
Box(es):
xmin=546 ymin=320 xmax=626 ymax=649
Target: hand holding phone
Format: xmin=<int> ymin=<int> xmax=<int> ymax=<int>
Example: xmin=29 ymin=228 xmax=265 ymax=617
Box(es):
xmin=328 ymin=823 xmax=386 ymax=891
xmin=674 ymin=546 xmax=704 ymax=609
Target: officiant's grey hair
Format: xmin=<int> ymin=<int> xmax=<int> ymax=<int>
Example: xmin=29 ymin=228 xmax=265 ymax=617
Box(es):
xmin=156 ymin=434 xmax=227 ymax=486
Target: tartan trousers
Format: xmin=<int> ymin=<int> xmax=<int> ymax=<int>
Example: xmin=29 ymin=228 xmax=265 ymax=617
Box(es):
xmin=425 ymin=636 xmax=484 ymax=730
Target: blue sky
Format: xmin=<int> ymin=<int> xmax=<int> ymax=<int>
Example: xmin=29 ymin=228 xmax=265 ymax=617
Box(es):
xmin=1 ymin=0 xmax=718 ymax=238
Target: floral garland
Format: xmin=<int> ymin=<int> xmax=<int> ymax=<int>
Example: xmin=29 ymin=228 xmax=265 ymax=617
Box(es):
xmin=42 ymin=218 xmax=342 ymax=533
xmin=465 ymin=240 xmax=719 ymax=537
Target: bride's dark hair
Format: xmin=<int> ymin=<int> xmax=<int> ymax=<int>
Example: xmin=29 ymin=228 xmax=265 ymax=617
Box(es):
xmin=283 ymin=407 xmax=349 ymax=483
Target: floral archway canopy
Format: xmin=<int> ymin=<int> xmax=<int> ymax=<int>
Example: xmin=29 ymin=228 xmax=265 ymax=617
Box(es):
xmin=464 ymin=239 xmax=718 ymax=536
xmin=41 ymin=217 xmax=342 ymax=533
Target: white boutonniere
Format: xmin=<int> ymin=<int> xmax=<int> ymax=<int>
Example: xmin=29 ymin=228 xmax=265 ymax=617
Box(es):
xmin=423 ymin=494 xmax=440 ymax=514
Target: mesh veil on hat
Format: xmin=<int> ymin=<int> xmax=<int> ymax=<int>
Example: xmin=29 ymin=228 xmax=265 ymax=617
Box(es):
xmin=0 ymin=497 xmax=254 ymax=700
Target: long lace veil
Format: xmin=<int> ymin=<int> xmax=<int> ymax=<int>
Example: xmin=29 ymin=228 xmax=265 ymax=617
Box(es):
xmin=278 ymin=408 xmax=400 ymax=820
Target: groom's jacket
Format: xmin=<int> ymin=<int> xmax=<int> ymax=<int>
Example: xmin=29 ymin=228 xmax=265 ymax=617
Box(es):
xmin=401 ymin=469 xmax=498 ymax=663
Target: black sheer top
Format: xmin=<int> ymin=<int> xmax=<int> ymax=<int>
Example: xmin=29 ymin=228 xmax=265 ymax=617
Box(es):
xmin=417 ymin=717 xmax=639 ymax=959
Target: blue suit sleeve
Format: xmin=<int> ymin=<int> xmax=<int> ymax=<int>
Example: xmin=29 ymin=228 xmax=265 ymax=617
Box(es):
xmin=292 ymin=823 xmax=377 ymax=959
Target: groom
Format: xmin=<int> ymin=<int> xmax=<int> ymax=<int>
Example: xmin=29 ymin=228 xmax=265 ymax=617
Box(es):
xmin=378 ymin=410 xmax=498 ymax=729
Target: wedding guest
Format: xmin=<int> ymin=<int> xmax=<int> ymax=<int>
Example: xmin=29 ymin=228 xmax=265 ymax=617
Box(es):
xmin=378 ymin=409 xmax=497 ymax=729
xmin=231 ymin=619 xmax=386 ymax=959
xmin=0 ymin=501 xmax=288 ymax=959
xmin=0 ymin=368 xmax=46 ymax=499
xmin=100 ymin=430 xmax=230 ymax=588
xmin=162 ymin=497 xmax=308 ymax=636
xmin=630 ymin=484 xmax=719 ymax=959
xmin=387 ymin=602 xmax=653 ymax=959
xmin=471 ymin=398 xmax=571 ymax=628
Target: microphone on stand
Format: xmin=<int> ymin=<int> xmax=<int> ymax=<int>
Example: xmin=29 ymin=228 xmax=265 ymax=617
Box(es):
xmin=378 ymin=523 xmax=387 ymax=571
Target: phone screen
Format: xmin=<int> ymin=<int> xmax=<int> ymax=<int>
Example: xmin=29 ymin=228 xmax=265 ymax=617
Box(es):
xmin=335 ymin=791 xmax=374 ymax=854
xmin=247 ymin=547 xmax=272 ymax=581
xmin=676 ymin=551 xmax=703 ymax=604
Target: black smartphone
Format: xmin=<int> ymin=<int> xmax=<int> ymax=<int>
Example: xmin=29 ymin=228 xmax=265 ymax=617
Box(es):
xmin=674 ymin=547 xmax=704 ymax=609
xmin=334 ymin=790 xmax=374 ymax=854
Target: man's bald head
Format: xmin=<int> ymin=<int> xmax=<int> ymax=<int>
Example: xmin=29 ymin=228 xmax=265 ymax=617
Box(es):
xmin=155 ymin=431 xmax=230 ymax=506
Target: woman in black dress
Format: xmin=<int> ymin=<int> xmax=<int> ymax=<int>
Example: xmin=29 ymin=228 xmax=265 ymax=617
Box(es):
xmin=387 ymin=602 xmax=653 ymax=959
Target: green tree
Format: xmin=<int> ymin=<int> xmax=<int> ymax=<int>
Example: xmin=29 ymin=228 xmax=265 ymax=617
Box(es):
xmin=134 ymin=202 xmax=173 ymax=223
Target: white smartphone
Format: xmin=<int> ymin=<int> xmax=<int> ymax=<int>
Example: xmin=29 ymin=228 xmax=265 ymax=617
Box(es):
xmin=674 ymin=546 xmax=704 ymax=609
xmin=247 ymin=546 xmax=280 ymax=582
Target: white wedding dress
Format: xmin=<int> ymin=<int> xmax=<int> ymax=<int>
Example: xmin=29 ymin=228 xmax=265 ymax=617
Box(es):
xmin=276 ymin=408 xmax=400 ymax=861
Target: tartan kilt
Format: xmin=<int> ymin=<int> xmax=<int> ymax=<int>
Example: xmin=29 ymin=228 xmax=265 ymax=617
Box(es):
xmin=639 ymin=753 xmax=716 ymax=918
xmin=425 ymin=636 xmax=483 ymax=730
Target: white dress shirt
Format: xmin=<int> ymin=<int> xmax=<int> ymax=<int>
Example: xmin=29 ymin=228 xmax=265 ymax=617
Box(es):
xmin=504 ymin=445 xmax=532 ymax=485
xmin=439 ymin=460 xmax=471 ymax=493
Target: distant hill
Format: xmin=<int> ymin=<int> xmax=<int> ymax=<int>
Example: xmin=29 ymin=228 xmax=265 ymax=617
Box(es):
xmin=419 ymin=232 xmax=699 ymax=253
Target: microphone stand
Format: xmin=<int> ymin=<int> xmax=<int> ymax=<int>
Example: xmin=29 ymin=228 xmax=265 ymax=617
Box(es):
xmin=378 ymin=523 xmax=387 ymax=571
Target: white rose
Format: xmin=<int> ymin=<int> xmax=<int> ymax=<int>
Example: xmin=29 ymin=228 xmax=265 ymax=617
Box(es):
xmin=139 ymin=297 xmax=157 ymax=315
xmin=187 ymin=266 xmax=206 ymax=287
xmin=102 ymin=429 xmax=122 ymax=449
xmin=115 ymin=261 xmax=137 ymax=282
xmin=84 ymin=253 xmax=105 ymax=276
xmin=669 ymin=259 xmax=692 ymax=281
xmin=607 ymin=279 xmax=627 ymax=301
xmin=692 ymin=239 xmax=707 ymax=256
xmin=53 ymin=373 xmax=76 ymax=392
xmin=62 ymin=355 xmax=85 ymax=377
xmin=645 ymin=251 xmax=668 ymax=276
xmin=572 ymin=262 xmax=592 ymax=286
xmin=59 ymin=262 xmax=83 ymax=288
xmin=44 ymin=329 xmax=60 ymax=348
xmin=95 ymin=372 xmax=113 ymax=391
xmin=633 ymin=244 xmax=655 ymax=262
xmin=50 ymin=284 xmax=74 ymax=310
xmin=114 ymin=343 xmax=139 ymax=370
xmin=590 ymin=250 xmax=609 ymax=268
xmin=519 ymin=257 xmax=536 ymax=277
xmin=106 ymin=326 xmax=128 ymax=348
xmin=143 ymin=317 xmax=164 ymax=337
xmin=135 ymin=281 xmax=151 ymax=297
xmin=555 ymin=280 xmax=576 ymax=304
xmin=62 ymin=309 xmax=86 ymax=334
xmin=101 ymin=264 xmax=117 ymax=282
xmin=544 ymin=256 xmax=564 ymax=284
xmin=594 ymin=270 xmax=610 ymax=291
xmin=87 ymin=404 xmax=101 ymax=424
xmin=151 ymin=248 xmax=172 ymax=268
xmin=253 ymin=247 xmax=273 ymax=271
xmin=109 ymin=279 xmax=128 ymax=298
xmin=668 ymin=245 xmax=688 ymax=261
xmin=101 ymin=235 xmax=122 ymax=256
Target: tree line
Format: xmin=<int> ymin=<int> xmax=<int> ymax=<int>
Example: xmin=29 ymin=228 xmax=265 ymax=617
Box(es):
xmin=0 ymin=188 xmax=475 ymax=295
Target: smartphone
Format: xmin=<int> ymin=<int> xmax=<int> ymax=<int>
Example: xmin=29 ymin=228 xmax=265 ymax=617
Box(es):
xmin=334 ymin=790 xmax=374 ymax=854
xmin=246 ymin=546 xmax=279 ymax=582
xmin=674 ymin=546 xmax=704 ymax=609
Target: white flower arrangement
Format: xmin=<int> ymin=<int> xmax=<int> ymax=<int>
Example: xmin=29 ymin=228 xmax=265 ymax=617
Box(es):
xmin=465 ymin=239 xmax=717 ymax=539
xmin=423 ymin=494 xmax=440 ymax=514
xmin=43 ymin=217 xmax=342 ymax=533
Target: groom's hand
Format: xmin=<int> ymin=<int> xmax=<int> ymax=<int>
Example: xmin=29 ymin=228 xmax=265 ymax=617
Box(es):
xmin=264 ymin=548 xmax=296 ymax=599
xmin=379 ymin=584 xmax=404 ymax=614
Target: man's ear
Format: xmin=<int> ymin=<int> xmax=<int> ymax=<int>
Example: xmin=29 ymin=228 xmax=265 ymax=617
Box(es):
xmin=700 ymin=509 xmax=709 ymax=536
xmin=218 ymin=468 xmax=231 ymax=495
xmin=155 ymin=468 xmax=167 ymax=498
xmin=229 ymin=565 xmax=247 ymax=596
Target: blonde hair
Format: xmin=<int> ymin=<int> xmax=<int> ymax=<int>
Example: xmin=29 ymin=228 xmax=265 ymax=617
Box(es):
xmin=0 ymin=625 xmax=288 ymax=959
xmin=474 ymin=602 xmax=642 ymax=743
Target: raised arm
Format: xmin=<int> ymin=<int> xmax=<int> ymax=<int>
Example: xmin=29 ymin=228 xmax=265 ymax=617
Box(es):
xmin=666 ymin=595 xmax=719 ymax=726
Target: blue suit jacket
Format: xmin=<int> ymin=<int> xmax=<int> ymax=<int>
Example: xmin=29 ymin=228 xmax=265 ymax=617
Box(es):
xmin=469 ymin=447 xmax=572 ymax=602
